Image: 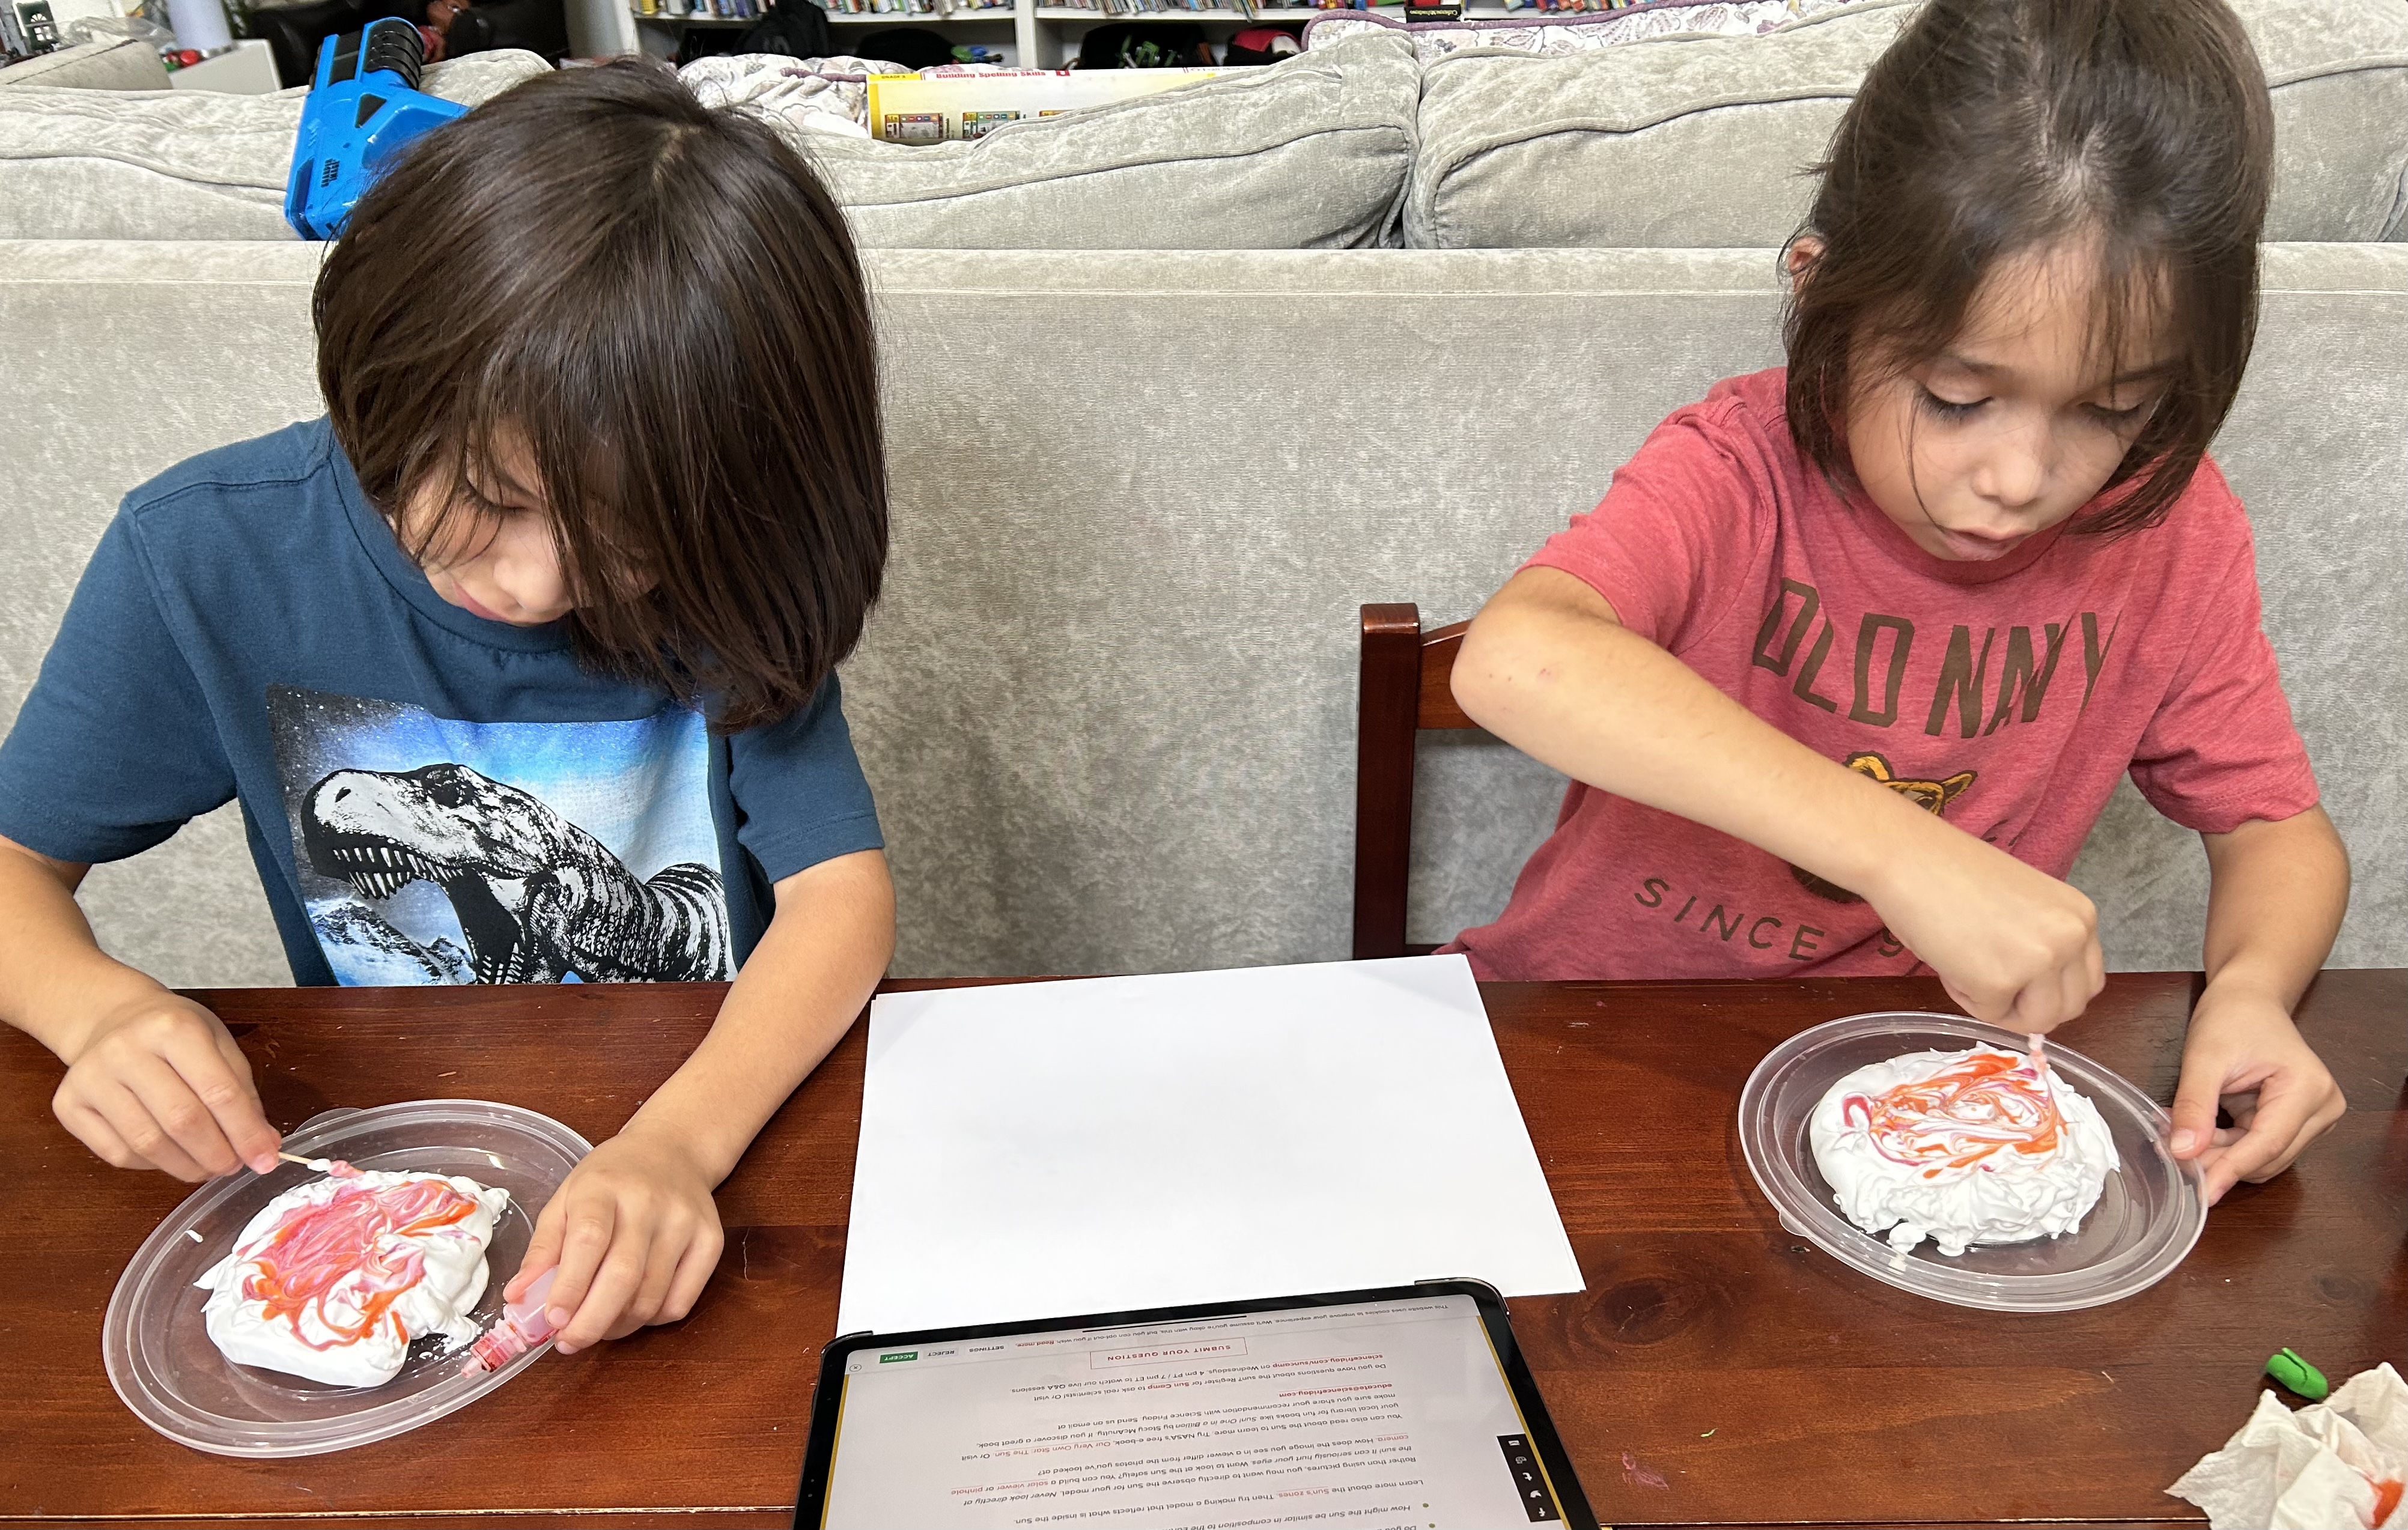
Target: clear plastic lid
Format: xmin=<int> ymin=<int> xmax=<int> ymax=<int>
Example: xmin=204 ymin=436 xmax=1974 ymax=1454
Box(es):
xmin=1739 ymin=1012 xmax=2206 ymax=1313
xmin=104 ymin=1098 xmax=591 ymax=1457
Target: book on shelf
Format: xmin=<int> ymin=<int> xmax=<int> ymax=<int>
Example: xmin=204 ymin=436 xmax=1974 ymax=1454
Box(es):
xmin=634 ymin=0 xmax=762 ymax=19
xmin=1039 ymin=0 xmax=1279 ymax=12
xmin=822 ymin=0 xmax=1011 ymax=12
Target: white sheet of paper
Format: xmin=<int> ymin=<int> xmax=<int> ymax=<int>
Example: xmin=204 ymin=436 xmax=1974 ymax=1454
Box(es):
xmin=836 ymin=954 xmax=1583 ymax=1334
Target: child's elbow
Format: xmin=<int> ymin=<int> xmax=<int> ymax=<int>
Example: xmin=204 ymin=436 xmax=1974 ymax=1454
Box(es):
xmin=1450 ymin=615 xmax=1521 ymax=734
xmin=1453 ymin=575 xmax=1599 ymax=735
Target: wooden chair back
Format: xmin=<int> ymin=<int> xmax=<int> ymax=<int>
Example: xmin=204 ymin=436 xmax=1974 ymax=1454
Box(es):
xmin=1352 ymin=603 xmax=1480 ymax=961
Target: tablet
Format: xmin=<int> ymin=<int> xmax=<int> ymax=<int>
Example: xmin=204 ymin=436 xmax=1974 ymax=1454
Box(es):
xmin=795 ymin=1279 xmax=1595 ymax=1530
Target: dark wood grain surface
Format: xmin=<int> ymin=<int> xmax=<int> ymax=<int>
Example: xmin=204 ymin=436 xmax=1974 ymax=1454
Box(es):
xmin=2 ymin=972 xmax=2401 ymax=1529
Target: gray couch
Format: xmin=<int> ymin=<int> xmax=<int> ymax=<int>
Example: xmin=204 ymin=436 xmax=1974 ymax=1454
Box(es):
xmin=0 ymin=50 xmax=556 ymax=239
xmin=0 ymin=37 xmax=171 ymax=91
xmin=4 ymin=1 xmax=2406 ymax=986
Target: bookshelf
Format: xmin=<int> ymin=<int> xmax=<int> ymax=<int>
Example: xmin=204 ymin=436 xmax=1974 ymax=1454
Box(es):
xmin=618 ymin=0 xmax=1521 ymax=66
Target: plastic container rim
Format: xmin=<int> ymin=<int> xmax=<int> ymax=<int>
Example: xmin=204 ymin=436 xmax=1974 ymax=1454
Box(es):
xmin=103 ymin=1097 xmax=591 ymax=1458
xmin=1738 ymin=1011 xmax=2207 ymax=1314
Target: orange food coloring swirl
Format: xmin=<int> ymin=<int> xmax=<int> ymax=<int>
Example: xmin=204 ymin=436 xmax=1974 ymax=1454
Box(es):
xmin=238 ymin=1173 xmax=483 ymax=1351
xmin=1841 ymin=1050 xmax=2064 ymax=1180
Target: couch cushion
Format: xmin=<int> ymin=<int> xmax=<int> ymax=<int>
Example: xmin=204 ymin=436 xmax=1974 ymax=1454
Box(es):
xmin=1407 ymin=0 xmax=2408 ymax=249
xmin=0 ymin=50 xmax=553 ymax=240
xmin=2251 ymin=0 xmax=2408 ymax=241
xmin=1306 ymin=0 xmax=1879 ymax=62
xmin=793 ymin=30 xmax=1417 ymax=249
xmin=0 ymin=37 xmax=171 ymax=91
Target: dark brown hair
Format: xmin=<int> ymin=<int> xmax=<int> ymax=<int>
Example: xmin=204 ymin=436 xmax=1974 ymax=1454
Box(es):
xmin=1784 ymin=0 xmax=2273 ymax=536
xmin=317 ymin=59 xmax=886 ymax=730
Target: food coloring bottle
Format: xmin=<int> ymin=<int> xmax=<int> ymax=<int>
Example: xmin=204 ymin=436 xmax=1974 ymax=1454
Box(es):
xmin=460 ymin=1268 xmax=559 ymax=1376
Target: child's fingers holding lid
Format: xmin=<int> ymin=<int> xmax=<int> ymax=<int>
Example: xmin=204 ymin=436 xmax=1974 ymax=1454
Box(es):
xmin=2195 ymin=1101 xmax=2305 ymax=1204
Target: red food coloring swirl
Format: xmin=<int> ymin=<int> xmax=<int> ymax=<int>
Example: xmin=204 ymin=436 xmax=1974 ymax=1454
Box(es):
xmin=238 ymin=1174 xmax=483 ymax=1350
xmin=1841 ymin=1050 xmax=2064 ymax=1181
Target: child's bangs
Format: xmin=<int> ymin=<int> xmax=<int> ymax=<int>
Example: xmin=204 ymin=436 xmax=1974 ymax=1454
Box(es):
xmin=1852 ymin=226 xmax=2172 ymax=387
xmin=2066 ymin=235 xmax=2230 ymax=534
xmin=2068 ymin=232 xmax=2184 ymax=389
xmin=381 ymin=411 xmax=512 ymax=572
xmin=412 ymin=366 xmax=654 ymax=613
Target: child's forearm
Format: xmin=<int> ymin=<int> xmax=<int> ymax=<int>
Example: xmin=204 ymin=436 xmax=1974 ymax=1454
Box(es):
xmin=2199 ymin=807 xmax=2348 ymax=1008
xmin=613 ymin=849 xmax=895 ymax=1185
xmin=1455 ymin=567 xmax=1953 ymax=901
xmin=0 ymin=835 xmax=275 ymax=1179
xmin=0 ymin=836 xmax=174 ymax=1061
xmin=1455 ymin=566 xmax=2103 ymax=1028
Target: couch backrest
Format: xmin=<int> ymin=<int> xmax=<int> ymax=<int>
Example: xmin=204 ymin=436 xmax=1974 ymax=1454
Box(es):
xmin=0 ymin=36 xmax=1421 ymax=248
xmin=0 ymin=50 xmax=556 ymax=241
xmin=1405 ymin=0 xmax=2408 ymax=248
xmin=0 ymin=37 xmax=170 ymax=91
xmin=4 ymin=240 xmax=2403 ymax=983
xmin=798 ymin=31 xmax=1419 ymax=250
xmin=12 ymin=0 xmax=2406 ymax=251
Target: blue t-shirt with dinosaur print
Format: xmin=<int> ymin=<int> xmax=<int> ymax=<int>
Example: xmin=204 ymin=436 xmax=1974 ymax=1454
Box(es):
xmin=0 ymin=419 xmax=883 ymax=986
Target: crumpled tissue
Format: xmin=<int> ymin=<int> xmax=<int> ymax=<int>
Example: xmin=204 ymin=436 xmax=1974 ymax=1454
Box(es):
xmin=2168 ymin=1362 xmax=2407 ymax=1529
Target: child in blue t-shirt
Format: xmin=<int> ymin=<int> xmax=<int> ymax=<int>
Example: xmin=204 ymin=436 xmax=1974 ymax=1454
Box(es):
xmin=0 ymin=63 xmax=894 ymax=1354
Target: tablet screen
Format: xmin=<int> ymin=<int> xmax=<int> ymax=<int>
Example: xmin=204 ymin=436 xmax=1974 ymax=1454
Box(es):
xmin=816 ymin=1292 xmax=1572 ymax=1529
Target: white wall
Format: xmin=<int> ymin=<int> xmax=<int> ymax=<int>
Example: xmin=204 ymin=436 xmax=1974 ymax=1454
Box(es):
xmin=562 ymin=0 xmax=636 ymax=58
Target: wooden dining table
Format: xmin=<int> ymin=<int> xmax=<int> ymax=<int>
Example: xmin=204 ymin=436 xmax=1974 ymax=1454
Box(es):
xmin=2 ymin=970 xmax=2400 ymax=1529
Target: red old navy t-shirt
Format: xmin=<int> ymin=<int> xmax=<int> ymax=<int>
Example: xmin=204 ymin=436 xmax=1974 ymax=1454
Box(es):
xmin=1450 ymin=368 xmax=2320 ymax=982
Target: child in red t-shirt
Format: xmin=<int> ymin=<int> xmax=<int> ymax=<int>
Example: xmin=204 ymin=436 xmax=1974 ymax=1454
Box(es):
xmin=1449 ymin=0 xmax=2348 ymax=1204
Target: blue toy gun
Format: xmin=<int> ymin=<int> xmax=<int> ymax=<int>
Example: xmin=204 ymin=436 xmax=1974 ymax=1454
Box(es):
xmin=284 ymin=17 xmax=467 ymax=240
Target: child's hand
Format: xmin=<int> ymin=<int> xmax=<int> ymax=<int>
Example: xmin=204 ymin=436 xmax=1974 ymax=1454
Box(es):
xmin=1868 ymin=820 xmax=2104 ymax=1033
xmin=2169 ymin=985 xmax=2345 ymax=1205
xmin=52 ymin=991 xmax=281 ymax=1181
xmin=509 ymin=1124 xmax=723 ymax=1353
